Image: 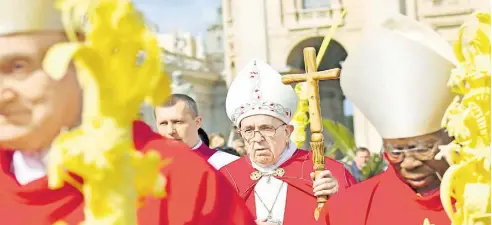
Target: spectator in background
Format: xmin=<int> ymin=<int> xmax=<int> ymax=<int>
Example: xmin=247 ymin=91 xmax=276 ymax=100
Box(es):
xmin=209 ymin=133 xmax=226 ymax=149
xmin=346 ymin=147 xmax=371 ymax=182
xmin=155 ymin=94 xmax=238 ymax=169
xmin=231 ymin=139 xmax=247 ymax=156
xmin=198 ymin=128 xmax=210 ymax=147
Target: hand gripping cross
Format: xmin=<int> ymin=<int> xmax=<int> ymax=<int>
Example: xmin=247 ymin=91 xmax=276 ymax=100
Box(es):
xmin=281 ymin=47 xmax=340 ymax=220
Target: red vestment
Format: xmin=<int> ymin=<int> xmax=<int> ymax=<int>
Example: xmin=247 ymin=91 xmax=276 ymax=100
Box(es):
xmin=195 ymin=143 xmax=216 ymax=161
xmin=0 ymin=121 xmax=256 ymax=225
xmin=193 ymin=141 xmax=239 ymax=170
xmin=319 ymin=163 xmax=451 ymax=225
xmin=220 ymin=149 xmax=357 ymax=225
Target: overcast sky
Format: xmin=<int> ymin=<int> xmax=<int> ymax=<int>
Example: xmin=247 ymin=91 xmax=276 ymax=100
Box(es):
xmin=134 ymin=0 xmax=221 ymax=36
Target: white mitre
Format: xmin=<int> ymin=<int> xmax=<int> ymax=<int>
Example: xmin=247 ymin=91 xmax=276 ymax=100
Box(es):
xmin=0 ymin=0 xmax=63 ymax=36
xmin=226 ymin=59 xmax=298 ymax=127
xmin=340 ymin=13 xmax=457 ymax=139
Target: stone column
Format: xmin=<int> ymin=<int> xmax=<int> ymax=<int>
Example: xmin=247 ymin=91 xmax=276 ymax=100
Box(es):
xmin=209 ymin=83 xmax=230 ymax=136
xmin=235 ymin=0 xmax=269 ymax=67
xmin=283 ymin=0 xmax=298 ymax=26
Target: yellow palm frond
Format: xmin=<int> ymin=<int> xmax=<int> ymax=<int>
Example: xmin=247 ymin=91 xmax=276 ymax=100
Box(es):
xmin=439 ymin=11 xmax=491 ymax=225
xmin=43 ymin=0 xmax=170 ymax=224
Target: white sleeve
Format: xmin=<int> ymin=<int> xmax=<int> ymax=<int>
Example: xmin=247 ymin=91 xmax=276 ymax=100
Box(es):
xmin=208 ymin=151 xmax=240 ymax=170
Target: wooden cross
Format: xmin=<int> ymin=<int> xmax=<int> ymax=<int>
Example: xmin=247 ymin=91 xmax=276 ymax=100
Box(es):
xmin=281 ymin=47 xmax=340 ymax=220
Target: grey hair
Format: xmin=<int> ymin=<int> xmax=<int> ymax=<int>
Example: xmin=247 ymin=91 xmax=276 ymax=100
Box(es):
xmin=154 ymin=94 xmax=199 ymax=118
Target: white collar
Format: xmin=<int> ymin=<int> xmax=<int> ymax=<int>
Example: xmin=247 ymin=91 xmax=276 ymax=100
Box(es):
xmin=11 ymin=150 xmax=48 ymax=185
xmin=251 ymin=141 xmax=297 ymax=172
xmin=192 ymin=139 xmax=203 ymax=150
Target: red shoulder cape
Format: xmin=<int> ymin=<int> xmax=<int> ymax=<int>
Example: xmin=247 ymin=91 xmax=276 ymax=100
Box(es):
xmin=0 ymin=121 xmax=255 ymax=225
xmin=220 ymin=149 xmax=356 ymax=225
xmin=319 ymin=163 xmax=451 ymax=225
xmin=194 ymin=143 xmax=217 ymax=161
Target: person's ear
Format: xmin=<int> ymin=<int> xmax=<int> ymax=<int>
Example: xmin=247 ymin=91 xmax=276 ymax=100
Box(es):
xmin=285 ymin=124 xmax=294 ymax=137
xmin=195 ymin=115 xmax=203 ymax=128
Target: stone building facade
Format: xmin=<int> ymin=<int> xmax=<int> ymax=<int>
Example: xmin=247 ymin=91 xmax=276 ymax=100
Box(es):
xmin=141 ymin=30 xmax=231 ymax=137
xmin=220 ymin=0 xmax=489 ymax=152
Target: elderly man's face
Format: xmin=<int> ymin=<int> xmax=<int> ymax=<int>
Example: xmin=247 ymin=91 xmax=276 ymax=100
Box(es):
xmin=383 ymin=130 xmax=451 ymax=195
xmin=239 ymin=115 xmax=293 ymax=166
xmin=0 ymin=32 xmax=82 ymax=151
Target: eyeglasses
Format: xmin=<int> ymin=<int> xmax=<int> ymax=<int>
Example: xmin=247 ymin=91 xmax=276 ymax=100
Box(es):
xmin=238 ymin=124 xmax=286 ymax=141
xmin=384 ymin=140 xmax=442 ymax=163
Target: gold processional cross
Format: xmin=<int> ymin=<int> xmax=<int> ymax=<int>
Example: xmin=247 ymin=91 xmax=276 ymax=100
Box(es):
xmin=281 ymin=47 xmax=341 ymax=220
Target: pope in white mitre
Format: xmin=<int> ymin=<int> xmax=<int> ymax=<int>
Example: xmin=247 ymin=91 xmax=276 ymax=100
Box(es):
xmin=219 ymin=60 xmax=357 ymax=225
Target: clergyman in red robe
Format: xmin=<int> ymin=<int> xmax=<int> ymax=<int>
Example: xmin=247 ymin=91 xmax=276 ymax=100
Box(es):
xmin=221 ymin=59 xmax=357 ymax=225
xmin=154 ymin=93 xmax=239 ymax=169
xmin=0 ymin=1 xmax=256 ymax=224
xmin=320 ymin=13 xmax=456 ymax=225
